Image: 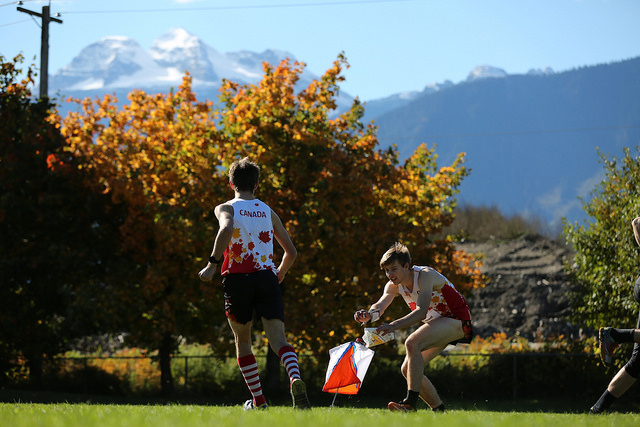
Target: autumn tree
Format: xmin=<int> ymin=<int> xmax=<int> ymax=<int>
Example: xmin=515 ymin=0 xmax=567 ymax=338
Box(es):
xmin=214 ymin=55 xmax=483 ymax=352
xmin=565 ymin=146 xmax=640 ymax=328
xmin=0 ymin=55 xmax=128 ymax=385
xmin=58 ymin=55 xmax=483 ymax=393
xmin=58 ymin=76 xmax=229 ymax=394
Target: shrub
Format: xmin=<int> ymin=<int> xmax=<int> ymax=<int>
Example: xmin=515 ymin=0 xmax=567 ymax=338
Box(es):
xmin=442 ymin=204 xmax=557 ymax=241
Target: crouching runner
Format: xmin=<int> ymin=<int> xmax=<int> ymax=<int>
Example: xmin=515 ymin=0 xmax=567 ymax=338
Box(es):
xmin=354 ymin=242 xmax=473 ymax=412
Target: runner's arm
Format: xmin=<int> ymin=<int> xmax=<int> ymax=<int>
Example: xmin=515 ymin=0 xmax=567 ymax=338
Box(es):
xmin=381 ymin=269 xmax=442 ymax=331
xmin=354 ymin=282 xmax=397 ymax=324
xmin=198 ymin=203 xmax=233 ymax=282
xmin=272 ymin=209 xmax=297 ymax=283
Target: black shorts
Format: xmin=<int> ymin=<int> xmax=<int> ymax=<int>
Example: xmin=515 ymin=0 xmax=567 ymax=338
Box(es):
xmin=222 ymin=270 xmax=284 ymax=324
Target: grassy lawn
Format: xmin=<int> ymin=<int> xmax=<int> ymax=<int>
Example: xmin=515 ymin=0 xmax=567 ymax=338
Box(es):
xmin=2 ymin=402 xmax=640 ymax=427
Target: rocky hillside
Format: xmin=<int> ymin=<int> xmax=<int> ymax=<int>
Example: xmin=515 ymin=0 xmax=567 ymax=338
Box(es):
xmin=459 ymin=234 xmax=584 ymax=340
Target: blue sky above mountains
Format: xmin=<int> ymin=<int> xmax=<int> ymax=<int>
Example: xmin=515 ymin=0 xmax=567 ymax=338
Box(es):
xmin=2 ymin=0 xmax=639 ymax=101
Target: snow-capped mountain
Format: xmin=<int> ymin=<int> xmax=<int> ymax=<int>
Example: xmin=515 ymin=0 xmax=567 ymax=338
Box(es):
xmin=149 ymin=28 xmax=222 ymax=83
xmin=48 ymin=33 xmax=640 ymax=229
xmin=52 ymin=36 xmax=178 ymax=91
xmin=466 ymin=65 xmax=508 ymax=81
xmin=526 ymin=67 xmax=554 ymax=76
xmin=50 ymin=28 xmax=316 ymax=93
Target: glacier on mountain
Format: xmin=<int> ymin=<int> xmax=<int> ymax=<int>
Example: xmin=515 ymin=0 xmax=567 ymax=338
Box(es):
xmin=466 ymin=65 xmax=508 ymax=81
xmin=50 ymin=28 xmax=313 ymax=92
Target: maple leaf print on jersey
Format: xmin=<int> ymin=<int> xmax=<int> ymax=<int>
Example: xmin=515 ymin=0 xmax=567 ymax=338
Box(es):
xmin=435 ymin=303 xmax=451 ymax=316
xmin=221 ymin=199 xmax=278 ymax=275
xmin=259 ymin=230 xmax=271 ymax=244
xmin=234 ymin=253 xmax=261 ymax=272
xmin=230 ymin=242 xmax=244 ymax=261
xmin=232 ymin=228 xmax=241 ymax=239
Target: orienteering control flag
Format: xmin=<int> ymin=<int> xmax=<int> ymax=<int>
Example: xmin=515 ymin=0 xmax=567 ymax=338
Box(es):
xmin=322 ymin=341 xmax=375 ymax=395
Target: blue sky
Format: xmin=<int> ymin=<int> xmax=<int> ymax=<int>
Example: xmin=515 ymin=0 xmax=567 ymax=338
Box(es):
xmin=1 ymin=0 xmax=639 ymax=101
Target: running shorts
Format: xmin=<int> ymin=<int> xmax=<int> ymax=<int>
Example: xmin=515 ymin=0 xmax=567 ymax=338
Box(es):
xmin=222 ymin=269 xmax=285 ymax=324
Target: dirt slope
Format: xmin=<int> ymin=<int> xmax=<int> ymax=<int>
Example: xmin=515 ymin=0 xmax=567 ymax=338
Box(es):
xmin=458 ymin=234 xmax=584 ymax=340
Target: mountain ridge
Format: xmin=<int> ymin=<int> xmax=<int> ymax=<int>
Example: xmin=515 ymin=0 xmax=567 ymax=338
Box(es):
xmin=48 ymin=31 xmax=640 ymax=226
xmin=51 ymin=27 xmax=317 ymax=93
xmin=371 ymin=56 xmax=640 ymax=226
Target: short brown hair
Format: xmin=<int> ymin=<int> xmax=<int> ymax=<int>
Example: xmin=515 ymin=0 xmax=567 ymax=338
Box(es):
xmin=380 ymin=242 xmax=411 ymax=269
xmin=229 ymin=157 xmax=260 ymax=192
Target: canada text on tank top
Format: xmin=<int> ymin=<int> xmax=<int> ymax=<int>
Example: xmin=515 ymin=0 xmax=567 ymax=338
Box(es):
xmin=221 ymin=198 xmax=277 ymax=275
xmin=397 ymin=266 xmax=471 ymax=322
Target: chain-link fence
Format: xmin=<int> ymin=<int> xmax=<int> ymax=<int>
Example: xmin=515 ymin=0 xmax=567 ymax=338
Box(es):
xmin=12 ymin=350 xmax=615 ymax=404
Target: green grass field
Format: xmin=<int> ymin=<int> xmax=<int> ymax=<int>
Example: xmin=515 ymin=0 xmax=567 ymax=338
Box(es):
xmin=2 ymin=403 xmax=639 ymax=427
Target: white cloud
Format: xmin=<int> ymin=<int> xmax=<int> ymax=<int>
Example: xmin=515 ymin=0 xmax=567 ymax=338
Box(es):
xmin=577 ymin=170 xmax=605 ymax=198
xmin=536 ymin=185 xmax=581 ymax=227
xmin=537 ymin=185 xmax=563 ymax=209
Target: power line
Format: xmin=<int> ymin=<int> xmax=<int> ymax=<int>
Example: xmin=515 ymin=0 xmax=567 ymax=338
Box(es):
xmin=0 ymin=18 xmax=31 ymax=27
xmin=59 ymin=0 xmax=415 ymax=15
xmin=1 ymin=0 xmax=64 ymax=8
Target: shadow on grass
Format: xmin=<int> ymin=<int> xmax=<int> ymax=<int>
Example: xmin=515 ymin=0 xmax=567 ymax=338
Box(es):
xmin=3 ymin=388 xmax=639 ymax=415
xmin=316 ymin=393 xmax=640 ymax=414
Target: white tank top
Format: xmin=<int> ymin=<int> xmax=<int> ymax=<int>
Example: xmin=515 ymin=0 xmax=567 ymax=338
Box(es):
xmin=220 ymin=198 xmax=277 ymax=275
xmin=397 ymin=266 xmax=470 ymax=322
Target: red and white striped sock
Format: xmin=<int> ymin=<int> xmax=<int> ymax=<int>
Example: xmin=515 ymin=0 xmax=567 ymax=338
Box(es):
xmin=278 ymin=345 xmax=301 ymax=384
xmin=238 ymin=354 xmax=266 ymax=406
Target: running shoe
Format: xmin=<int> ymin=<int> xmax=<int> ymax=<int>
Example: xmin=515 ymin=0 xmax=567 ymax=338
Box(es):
xmin=599 ymin=327 xmax=618 ymax=367
xmin=243 ymin=399 xmax=268 ymax=411
xmin=387 ymin=401 xmax=416 ymax=412
xmin=290 ymin=378 xmax=312 ymax=409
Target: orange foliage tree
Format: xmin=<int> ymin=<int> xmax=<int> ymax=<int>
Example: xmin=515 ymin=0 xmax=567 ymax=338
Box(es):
xmin=214 ymin=54 xmax=483 ymax=351
xmin=57 ymin=77 xmax=230 ymax=393
xmin=57 ymin=55 xmax=483 ymax=390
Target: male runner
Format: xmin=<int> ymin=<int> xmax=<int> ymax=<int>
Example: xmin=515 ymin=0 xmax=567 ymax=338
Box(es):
xmin=199 ymin=157 xmax=311 ymax=410
xmin=354 ymin=242 xmax=472 ymax=412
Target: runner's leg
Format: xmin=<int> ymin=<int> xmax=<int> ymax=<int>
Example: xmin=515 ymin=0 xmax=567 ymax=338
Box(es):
xmin=403 ymin=317 xmax=463 ymax=407
xmin=263 ymin=318 xmax=301 ymax=382
xmin=229 ymin=318 xmax=253 ymax=357
xmin=229 ymin=318 xmax=267 ymax=407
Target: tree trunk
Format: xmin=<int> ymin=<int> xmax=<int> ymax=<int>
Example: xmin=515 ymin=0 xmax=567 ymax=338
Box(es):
xmin=159 ymin=334 xmax=174 ymax=396
xmin=27 ymin=352 xmax=43 ymax=388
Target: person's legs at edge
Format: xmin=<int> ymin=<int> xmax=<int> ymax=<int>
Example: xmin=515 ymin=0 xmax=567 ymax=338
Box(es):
xmin=591 ymin=307 xmax=640 ymax=413
xmin=599 ymin=327 xmax=640 ymax=366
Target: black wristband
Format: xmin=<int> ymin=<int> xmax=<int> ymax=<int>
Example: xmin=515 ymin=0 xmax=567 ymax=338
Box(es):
xmin=208 ymin=255 xmax=221 ymax=264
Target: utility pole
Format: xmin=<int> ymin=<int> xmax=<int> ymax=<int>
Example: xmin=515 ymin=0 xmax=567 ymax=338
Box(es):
xmin=17 ymin=4 xmax=63 ymax=99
